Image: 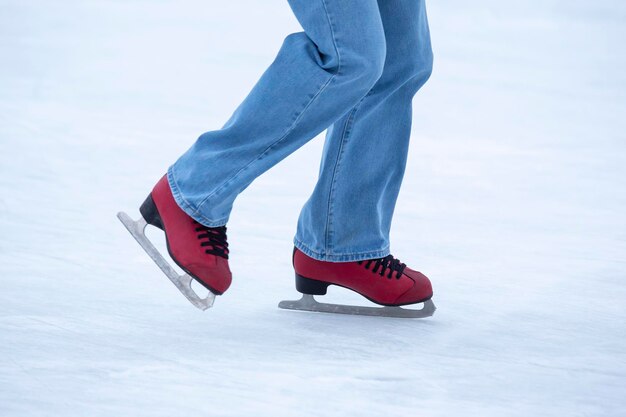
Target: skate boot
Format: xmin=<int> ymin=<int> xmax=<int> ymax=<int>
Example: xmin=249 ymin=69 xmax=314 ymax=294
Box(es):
xmin=279 ymin=248 xmax=435 ymax=318
xmin=117 ymin=175 xmax=231 ymax=310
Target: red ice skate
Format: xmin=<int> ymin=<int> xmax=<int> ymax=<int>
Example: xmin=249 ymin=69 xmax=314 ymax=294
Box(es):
xmin=279 ymin=248 xmax=436 ymax=318
xmin=117 ymin=175 xmax=231 ymax=310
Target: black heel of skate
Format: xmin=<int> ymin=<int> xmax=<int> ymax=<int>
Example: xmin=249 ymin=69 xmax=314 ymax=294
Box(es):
xmin=295 ymin=273 xmax=330 ymax=295
xmin=139 ymin=194 xmax=164 ymax=230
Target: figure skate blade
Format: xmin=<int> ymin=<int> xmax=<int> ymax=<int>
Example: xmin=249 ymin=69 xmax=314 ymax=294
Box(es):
xmin=278 ymin=294 xmax=435 ymax=318
xmin=117 ymin=211 xmax=215 ymax=311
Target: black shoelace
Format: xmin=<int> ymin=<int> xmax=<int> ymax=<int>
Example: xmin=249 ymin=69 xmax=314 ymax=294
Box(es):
xmin=195 ymin=221 xmax=229 ymax=259
xmin=357 ymin=255 xmax=406 ymax=279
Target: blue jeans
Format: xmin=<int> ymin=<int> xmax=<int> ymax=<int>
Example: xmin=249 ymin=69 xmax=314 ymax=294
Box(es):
xmin=168 ymin=0 xmax=433 ymax=262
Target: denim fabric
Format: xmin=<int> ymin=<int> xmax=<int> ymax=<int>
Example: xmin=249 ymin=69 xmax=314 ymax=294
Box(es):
xmin=168 ymin=0 xmax=433 ymax=262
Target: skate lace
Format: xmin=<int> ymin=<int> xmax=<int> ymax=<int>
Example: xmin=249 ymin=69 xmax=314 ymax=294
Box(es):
xmin=357 ymin=255 xmax=406 ymax=279
xmin=194 ymin=221 xmax=229 ymax=259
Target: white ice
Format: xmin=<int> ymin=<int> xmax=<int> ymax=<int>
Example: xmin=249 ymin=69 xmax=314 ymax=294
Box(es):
xmin=1 ymin=1 xmax=625 ymax=416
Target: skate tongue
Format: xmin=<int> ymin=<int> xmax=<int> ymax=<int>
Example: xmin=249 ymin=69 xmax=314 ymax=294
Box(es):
xmin=358 ymin=255 xmax=407 ymax=279
xmin=194 ymin=222 xmax=229 ymax=259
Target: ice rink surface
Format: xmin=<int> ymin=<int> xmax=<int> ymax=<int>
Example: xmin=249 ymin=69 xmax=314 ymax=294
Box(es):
xmin=1 ymin=1 xmax=625 ymax=416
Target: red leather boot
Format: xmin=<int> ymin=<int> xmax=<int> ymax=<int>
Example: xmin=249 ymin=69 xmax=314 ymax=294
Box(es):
xmin=292 ymin=247 xmax=432 ymax=306
xmin=139 ymin=176 xmax=232 ymax=295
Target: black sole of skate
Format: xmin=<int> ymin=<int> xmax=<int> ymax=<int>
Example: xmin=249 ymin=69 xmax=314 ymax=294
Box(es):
xmin=295 ymin=273 xmax=433 ymax=307
xmin=140 ymin=194 xmax=224 ymax=296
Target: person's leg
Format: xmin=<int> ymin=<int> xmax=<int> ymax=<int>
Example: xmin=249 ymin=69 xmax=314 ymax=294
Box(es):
xmin=294 ymin=0 xmax=433 ymax=261
xmin=168 ymin=0 xmax=386 ymax=227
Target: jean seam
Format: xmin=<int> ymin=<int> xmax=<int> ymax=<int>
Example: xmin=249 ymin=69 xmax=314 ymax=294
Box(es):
xmin=323 ymin=88 xmax=375 ymax=255
xmin=193 ymin=0 xmax=342 ymax=215
xmin=320 ymin=0 xmax=341 ymax=76
xmin=323 ymin=110 xmax=353 ymax=253
xmin=168 ymin=167 xmax=199 ymax=217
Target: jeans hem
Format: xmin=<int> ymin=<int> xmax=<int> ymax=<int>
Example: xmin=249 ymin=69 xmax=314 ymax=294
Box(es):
xmin=167 ymin=168 xmax=230 ymax=227
xmin=293 ymin=237 xmax=390 ymax=262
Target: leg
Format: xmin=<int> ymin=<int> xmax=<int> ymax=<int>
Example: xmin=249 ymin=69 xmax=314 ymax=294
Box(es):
xmin=119 ymin=1 xmax=388 ymax=307
xmin=168 ymin=0 xmax=386 ymax=227
xmin=294 ymin=0 xmax=433 ymax=261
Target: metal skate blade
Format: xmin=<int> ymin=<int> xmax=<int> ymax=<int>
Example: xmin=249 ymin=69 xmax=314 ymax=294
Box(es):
xmin=278 ymin=294 xmax=436 ymax=319
xmin=117 ymin=211 xmax=216 ymax=311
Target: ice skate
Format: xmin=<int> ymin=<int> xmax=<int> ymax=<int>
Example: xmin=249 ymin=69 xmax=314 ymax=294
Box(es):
xmin=279 ymin=248 xmax=435 ymax=318
xmin=117 ymin=175 xmax=231 ymax=310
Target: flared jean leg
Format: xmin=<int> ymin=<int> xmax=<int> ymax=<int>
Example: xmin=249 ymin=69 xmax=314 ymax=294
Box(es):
xmin=294 ymin=0 xmax=433 ymax=261
xmin=168 ymin=0 xmax=386 ymax=227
